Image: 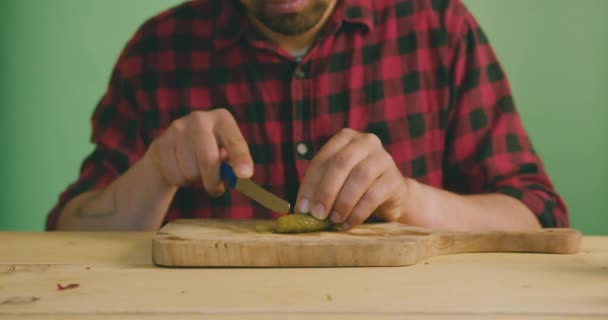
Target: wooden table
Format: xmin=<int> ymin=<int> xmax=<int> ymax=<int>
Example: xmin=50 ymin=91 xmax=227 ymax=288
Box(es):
xmin=0 ymin=232 xmax=606 ymax=319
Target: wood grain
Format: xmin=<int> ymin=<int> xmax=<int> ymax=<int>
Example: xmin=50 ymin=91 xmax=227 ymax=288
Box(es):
xmin=0 ymin=232 xmax=152 ymax=265
xmin=152 ymin=219 xmax=582 ymax=267
xmin=1 ymin=233 xmax=606 ymax=319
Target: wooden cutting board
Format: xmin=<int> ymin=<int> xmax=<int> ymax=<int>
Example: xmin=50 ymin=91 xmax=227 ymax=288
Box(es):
xmin=152 ymin=219 xmax=581 ymax=267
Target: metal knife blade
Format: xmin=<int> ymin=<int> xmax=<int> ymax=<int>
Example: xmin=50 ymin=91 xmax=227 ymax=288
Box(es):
xmin=220 ymin=162 xmax=291 ymax=214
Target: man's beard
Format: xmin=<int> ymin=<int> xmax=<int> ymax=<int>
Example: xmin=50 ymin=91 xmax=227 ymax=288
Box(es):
xmin=250 ymin=1 xmax=330 ymax=36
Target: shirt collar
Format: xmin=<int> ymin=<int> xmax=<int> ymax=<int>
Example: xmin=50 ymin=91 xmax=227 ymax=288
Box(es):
xmin=340 ymin=0 xmax=375 ymax=30
xmin=213 ymin=0 xmax=375 ymax=50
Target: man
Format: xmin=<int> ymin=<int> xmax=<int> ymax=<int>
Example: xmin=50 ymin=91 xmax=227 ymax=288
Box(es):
xmin=47 ymin=0 xmax=568 ymax=231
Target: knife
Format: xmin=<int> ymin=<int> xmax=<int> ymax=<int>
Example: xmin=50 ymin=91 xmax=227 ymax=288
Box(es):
xmin=220 ymin=162 xmax=291 ymax=214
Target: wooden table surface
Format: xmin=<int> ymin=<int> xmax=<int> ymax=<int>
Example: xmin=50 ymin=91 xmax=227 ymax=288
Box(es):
xmin=0 ymin=232 xmax=606 ymax=319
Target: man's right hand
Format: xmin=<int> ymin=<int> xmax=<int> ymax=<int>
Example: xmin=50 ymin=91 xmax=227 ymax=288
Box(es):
xmin=146 ymin=109 xmax=253 ymax=196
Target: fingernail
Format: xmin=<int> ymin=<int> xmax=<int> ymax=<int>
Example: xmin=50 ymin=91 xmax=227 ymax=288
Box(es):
xmin=298 ymin=198 xmax=310 ymax=213
xmin=312 ymin=203 xmax=325 ymax=219
xmin=330 ymin=211 xmax=341 ymax=223
xmin=236 ymin=165 xmax=252 ymax=177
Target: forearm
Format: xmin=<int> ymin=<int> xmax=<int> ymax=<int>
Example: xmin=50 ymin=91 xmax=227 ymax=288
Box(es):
xmin=57 ymin=152 xmax=178 ymax=231
xmin=404 ymin=180 xmax=542 ymax=231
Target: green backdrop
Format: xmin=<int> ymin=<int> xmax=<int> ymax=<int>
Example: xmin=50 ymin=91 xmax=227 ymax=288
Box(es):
xmin=1 ymin=0 xmax=606 ymax=234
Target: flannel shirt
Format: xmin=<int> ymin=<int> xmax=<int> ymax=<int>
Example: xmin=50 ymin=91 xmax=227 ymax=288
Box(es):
xmin=46 ymin=0 xmax=569 ymax=229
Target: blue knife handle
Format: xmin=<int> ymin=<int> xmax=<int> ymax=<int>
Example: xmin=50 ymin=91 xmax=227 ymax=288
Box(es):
xmin=220 ymin=162 xmax=237 ymax=188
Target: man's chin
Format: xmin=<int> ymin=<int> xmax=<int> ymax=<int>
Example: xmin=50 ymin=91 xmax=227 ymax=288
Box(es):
xmin=259 ymin=8 xmax=328 ymax=35
xmin=247 ymin=0 xmax=331 ymax=36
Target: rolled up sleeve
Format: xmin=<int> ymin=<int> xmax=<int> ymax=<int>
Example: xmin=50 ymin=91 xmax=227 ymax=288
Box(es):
xmin=442 ymin=2 xmax=568 ymax=227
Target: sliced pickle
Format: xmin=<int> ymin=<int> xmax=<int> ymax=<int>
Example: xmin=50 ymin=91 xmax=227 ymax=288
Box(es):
xmin=274 ymin=213 xmax=333 ymax=234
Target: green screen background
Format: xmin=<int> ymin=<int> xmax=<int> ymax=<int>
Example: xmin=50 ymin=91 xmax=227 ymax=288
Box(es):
xmin=1 ymin=0 xmax=606 ymax=234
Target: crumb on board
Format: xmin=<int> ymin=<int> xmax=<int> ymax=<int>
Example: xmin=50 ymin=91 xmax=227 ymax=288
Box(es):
xmin=326 ymin=294 xmax=333 ymax=301
xmin=57 ymin=283 xmax=80 ymax=291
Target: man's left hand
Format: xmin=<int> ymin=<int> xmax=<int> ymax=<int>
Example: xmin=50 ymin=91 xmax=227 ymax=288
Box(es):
xmin=295 ymin=128 xmax=414 ymax=230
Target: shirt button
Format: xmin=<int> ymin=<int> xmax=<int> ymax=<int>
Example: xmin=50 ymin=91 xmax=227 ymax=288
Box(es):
xmin=294 ymin=68 xmax=307 ymax=79
xmin=296 ymin=142 xmax=309 ymax=156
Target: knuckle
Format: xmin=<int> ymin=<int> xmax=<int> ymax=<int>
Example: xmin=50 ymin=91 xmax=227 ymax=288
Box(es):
xmin=169 ymin=119 xmax=185 ymax=132
xmin=189 ymin=111 xmax=205 ymax=124
xmin=338 ymin=128 xmax=356 ymax=137
xmin=363 ymin=133 xmax=382 ymax=147
xmin=212 ymin=108 xmax=231 ymax=120
xmin=190 ymin=110 xmax=206 ymax=118
xmin=189 ymin=112 xmax=212 ymax=131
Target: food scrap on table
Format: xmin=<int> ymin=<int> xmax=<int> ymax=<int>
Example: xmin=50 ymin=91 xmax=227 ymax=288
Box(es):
xmin=57 ymin=283 xmax=80 ymax=291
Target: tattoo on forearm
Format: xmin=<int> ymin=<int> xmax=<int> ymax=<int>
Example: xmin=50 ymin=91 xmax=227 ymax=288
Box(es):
xmin=75 ymin=188 xmax=117 ymax=218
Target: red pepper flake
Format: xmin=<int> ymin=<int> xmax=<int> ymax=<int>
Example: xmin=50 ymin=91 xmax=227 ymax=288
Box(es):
xmin=57 ymin=283 xmax=79 ymax=291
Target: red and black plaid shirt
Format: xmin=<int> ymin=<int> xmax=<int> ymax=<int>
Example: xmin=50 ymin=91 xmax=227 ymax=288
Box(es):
xmin=47 ymin=0 xmax=568 ymax=229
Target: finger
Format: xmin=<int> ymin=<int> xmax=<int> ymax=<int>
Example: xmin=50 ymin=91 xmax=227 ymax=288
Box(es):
xmin=175 ymin=126 xmax=200 ymax=184
xmin=330 ymin=153 xmax=391 ymax=224
xmin=295 ymin=128 xmax=356 ymax=216
xmin=155 ymin=133 xmax=186 ymax=186
xmin=312 ymin=139 xmax=372 ymax=221
xmin=192 ymin=124 xmax=225 ymax=196
xmin=212 ymin=109 xmax=253 ymax=178
xmin=342 ymin=172 xmax=400 ymax=230
xmin=373 ymin=169 xmax=408 ymax=223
